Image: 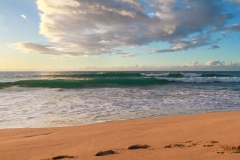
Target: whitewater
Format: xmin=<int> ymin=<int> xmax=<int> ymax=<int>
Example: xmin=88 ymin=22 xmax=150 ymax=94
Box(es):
xmin=0 ymin=71 xmax=240 ymax=128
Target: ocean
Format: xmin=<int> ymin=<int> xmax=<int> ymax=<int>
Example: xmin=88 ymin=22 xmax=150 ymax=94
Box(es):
xmin=0 ymin=71 xmax=240 ymax=128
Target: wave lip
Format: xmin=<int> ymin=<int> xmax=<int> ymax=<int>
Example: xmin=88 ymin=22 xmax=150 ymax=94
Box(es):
xmin=141 ymin=73 xmax=169 ymax=77
xmin=158 ymin=77 xmax=240 ymax=83
xmin=141 ymin=72 xmax=202 ymax=78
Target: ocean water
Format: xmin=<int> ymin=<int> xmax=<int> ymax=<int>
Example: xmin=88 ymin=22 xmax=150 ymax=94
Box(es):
xmin=0 ymin=71 xmax=240 ymax=128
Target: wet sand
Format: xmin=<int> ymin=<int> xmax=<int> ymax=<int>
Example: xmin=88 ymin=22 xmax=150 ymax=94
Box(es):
xmin=1 ymin=111 xmax=240 ymax=160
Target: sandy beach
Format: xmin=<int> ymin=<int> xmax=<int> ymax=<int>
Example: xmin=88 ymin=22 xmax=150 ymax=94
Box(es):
xmin=1 ymin=111 xmax=240 ymax=160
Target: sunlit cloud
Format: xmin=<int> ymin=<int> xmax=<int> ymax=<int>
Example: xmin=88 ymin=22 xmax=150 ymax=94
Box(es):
xmin=117 ymin=52 xmax=138 ymax=58
xmin=12 ymin=42 xmax=79 ymax=56
xmin=11 ymin=0 xmax=239 ymax=56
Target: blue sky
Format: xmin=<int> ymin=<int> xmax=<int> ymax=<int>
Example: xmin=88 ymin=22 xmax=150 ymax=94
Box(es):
xmin=0 ymin=0 xmax=240 ymax=71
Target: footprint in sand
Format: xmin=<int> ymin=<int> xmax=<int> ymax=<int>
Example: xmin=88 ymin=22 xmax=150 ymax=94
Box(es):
xmin=202 ymin=141 xmax=219 ymax=147
xmin=179 ymin=140 xmax=200 ymax=147
xmin=221 ymin=145 xmax=240 ymax=154
xmin=95 ymin=150 xmax=116 ymax=156
xmin=51 ymin=155 xmax=75 ymax=160
xmin=164 ymin=144 xmax=185 ymax=148
xmin=203 ymin=144 xmax=214 ymax=147
xmin=127 ymin=144 xmax=150 ymax=150
xmin=164 ymin=140 xmax=220 ymax=149
xmin=163 ymin=140 xmax=240 ymax=155
xmin=95 ymin=144 xmax=150 ymax=156
xmin=210 ymin=141 xmax=219 ymax=144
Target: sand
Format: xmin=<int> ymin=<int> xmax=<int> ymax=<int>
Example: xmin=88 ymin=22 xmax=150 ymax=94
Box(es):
xmin=1 ymin=111 xmax=240 ymax=160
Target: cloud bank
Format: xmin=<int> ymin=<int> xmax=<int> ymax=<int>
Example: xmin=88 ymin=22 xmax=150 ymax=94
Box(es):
xmin=1 ymin=60 xmax=239 ymax=71
xmin=14 ymin=0 xmax=239 ymax=56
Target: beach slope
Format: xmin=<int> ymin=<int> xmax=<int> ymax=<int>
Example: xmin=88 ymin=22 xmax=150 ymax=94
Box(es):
xmin=1 ymin=111 xmax=240 ymax=160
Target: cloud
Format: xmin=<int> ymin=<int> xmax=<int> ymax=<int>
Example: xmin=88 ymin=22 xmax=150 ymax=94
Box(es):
xmin=116 ymin=52 xmax=138 ymax=58
xmin=204 ymin=60 xmax=240 ymax=67
xmin=51 ymin=55 xmax=73 ymax=60
xmin=77 ymin=60 xmax=240 ymax=71
xmin=151 ymin=35 xmax=211 ymax=53
xmin=209 ymin=45 xmax=220 ymax=49
xmin=224 ymin=24 xmax=240 ymax=32
xmin=184 ymin=61 xmax=199 ymax=67
xmin=13 ymin=0 xmax=237 ymax=56
xmin=0 ymin=15 xmax=4 ymax=18
xmin=1 ymin=60 xmax=240 ymax=71
xmin=206 ymin=60 xmax=224 ymax=66
xmin=21 ymin=15 xmax=27 ymax=19
xmin=211 ymin=23 xmax=240 ymax=33
xmin=12 ymin=42 xmax=79 ymax=56
xmin=181 ymin=60 xmax=240 ymax=70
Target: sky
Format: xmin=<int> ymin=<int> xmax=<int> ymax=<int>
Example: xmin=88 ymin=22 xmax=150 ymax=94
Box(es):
xmin=0 ymin=0 xmax=240 ymax=71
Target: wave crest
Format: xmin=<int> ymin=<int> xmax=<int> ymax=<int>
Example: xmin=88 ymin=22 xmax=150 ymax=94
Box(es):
xmin=157 ymin=77 xmax=240 ymax=83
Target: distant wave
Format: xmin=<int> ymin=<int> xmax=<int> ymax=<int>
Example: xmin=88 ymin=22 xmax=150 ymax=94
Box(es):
xmin=0 ymin=78 xmax=168 ymax=89
xmin=1 ymin=76 xmax=240 ymax=89
xmin=1 ymin=72 xmax=239 ymax=83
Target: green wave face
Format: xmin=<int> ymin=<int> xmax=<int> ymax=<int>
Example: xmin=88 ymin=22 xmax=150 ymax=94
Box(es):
xmin=0 ymin=78 xmax=169 ymax=89
xmin=1 ymin=72 xmax=240 ymax=89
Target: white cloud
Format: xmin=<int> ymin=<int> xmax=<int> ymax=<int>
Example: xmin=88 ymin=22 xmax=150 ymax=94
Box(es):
xmin=151 ymin=35 xmax=211 ymax=53
xmin=180 ymin=60 xmax=240 ymax=70
xmin=12 ymin=42 xmax=78 ymax=56
xmin=117 ymin=52 xmax=138 ymax=58
xmin=21 ymin=14 xmax=27 ymax=19
xmin=12 ymin=0 xmax=238 ymax=56
xmin=184 ymin=61 xmax=199 ymax=67
xmin=0 ymin=15 xmax=4 ymax=18
xmin=205 ymin=60 xmax=240 ymax=67
xmin=206 ymin=60 xmax=224 ymax=66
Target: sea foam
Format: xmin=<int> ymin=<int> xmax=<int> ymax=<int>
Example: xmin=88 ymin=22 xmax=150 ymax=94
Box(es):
xmin=158 ymin=77 xmax=240 ymax=83
xmin=0 ymin=85 xmax=239 ymax=128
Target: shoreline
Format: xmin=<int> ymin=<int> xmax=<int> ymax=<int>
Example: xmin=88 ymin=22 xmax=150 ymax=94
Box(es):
xmin=1 ymin=111 xmax=240 ymax=160
xmin=2 ymin=109 xmax=239 ymax=129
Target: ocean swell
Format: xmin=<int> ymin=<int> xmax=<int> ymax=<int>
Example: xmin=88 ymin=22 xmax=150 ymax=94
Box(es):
xmin=0 ymin=76 xmax=240 ymax=89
